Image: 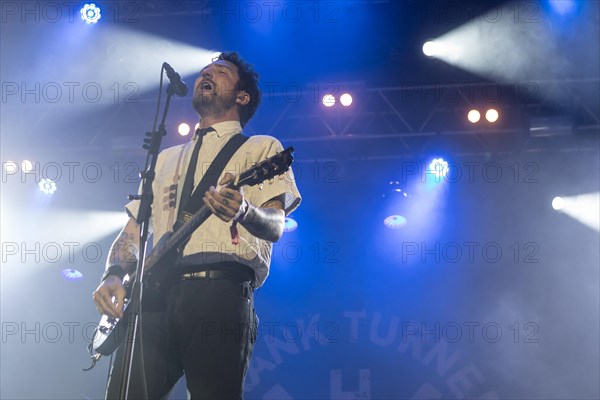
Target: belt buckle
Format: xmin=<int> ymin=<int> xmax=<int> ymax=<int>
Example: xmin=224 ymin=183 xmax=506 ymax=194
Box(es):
xmin=182 ymin=271 xmax=208 ymax=280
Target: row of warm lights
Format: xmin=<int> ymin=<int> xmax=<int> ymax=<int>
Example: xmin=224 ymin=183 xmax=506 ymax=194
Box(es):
xmin=423 ymin=40 xmax=499 ymax=126
xmin=467 ymin=108 xmax=499 ymax=124
xmin=175 ymin=91 xmax=353 ymax=135
xmin=4 ymin=160 xmax=34 ymax=172
xmin=6 ymin=157 xmax=301 ymax=225
xmin=322 ymin=93 xmax=353 ymax=107
xmin=7 ymin=161 xmax=57 ymax=194
xmin=4 ymin=160 xmax=58 ymax=194
xmin=177 ymin=122 xmax=200 ymax=136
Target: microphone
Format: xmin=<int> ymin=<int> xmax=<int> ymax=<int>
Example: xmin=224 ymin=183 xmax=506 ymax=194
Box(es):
xmin=162 ymin=62 xmax=188 ymax=97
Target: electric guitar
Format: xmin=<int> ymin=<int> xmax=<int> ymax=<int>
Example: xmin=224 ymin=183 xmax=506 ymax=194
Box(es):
xmin=84 ymin=147 xmax=294 ymax=369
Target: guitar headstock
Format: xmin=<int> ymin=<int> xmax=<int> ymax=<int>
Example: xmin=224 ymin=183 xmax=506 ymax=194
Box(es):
xmin=235 ymin=147 xmax=294 ymax=188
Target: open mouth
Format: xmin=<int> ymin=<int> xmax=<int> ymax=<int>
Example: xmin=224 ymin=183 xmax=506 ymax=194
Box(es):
xmin=200 ymin=81 xmax=214 ymax=91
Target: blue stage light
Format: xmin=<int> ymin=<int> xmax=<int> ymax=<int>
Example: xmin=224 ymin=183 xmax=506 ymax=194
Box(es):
xmin=39 ymin=178 xmax=57 ymax=195
xmin=549 ymin=0 xmax=576 ymax=15
xmin=81 ymin=3 xmax=101 ymax=24
xmin=428 ymin=158 xmax=449 ymax=179
xmin=283 ymin=217 xmax=298 ymax=232
xmin=382 ymin=181 xmax=411 ymax=229
xmin=62 ymin=268 xmax=84 ymax=281
xmin=384 ymin=215 xmax=407 ymax=229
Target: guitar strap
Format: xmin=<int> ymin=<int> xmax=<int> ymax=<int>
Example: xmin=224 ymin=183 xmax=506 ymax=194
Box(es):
xmin=174 ymin=133 xmax=249 ymax=231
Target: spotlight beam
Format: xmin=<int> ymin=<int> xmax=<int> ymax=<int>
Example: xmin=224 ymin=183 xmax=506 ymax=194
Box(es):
xmin=554 ymin=192 xmax=600 ymax=232
xmin=425 ymin=1 xmax=599 ymax=92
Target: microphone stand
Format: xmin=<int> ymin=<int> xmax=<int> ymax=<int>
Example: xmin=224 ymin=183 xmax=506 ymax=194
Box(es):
xmin=117 ymin=79 xmax=178 ymax=400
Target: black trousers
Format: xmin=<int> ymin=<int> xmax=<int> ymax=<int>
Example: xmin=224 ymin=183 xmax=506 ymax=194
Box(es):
xmin=105 ymin=275 xmax=257 ymax=400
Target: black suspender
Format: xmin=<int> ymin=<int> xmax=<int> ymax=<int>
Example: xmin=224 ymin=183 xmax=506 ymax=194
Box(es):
xmin=174 ymin=133 xmax=249 ymax=230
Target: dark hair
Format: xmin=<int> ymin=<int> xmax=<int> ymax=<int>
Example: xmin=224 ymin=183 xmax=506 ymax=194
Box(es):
xmin=217 ymin=51 xmax=261 ymax=127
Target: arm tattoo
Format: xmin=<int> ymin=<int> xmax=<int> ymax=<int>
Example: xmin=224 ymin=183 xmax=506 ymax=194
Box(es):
xmin=106 ymin=218 xmax=139 ymax=273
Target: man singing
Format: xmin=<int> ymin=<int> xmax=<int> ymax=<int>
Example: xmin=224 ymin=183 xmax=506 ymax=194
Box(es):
xmin=93 ymin=51 xmax=301 ymax=399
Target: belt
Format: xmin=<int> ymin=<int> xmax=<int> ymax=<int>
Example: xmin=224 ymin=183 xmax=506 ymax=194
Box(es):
xmin=179 ymin=264 xmax=255 ymax=286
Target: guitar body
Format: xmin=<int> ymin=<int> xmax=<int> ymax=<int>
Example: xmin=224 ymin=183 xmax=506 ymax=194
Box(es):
xmin=86 ymin=147 xmax=295 ymax=362
xmin=91 ymin=233 xmax=179 ymax=356
xmin=92 ymin=286 xmax=133 ymax=356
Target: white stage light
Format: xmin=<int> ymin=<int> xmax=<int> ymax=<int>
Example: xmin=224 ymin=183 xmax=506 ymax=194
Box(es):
xmin=322 ymin=94 xmax=336 ymax=107
xmin=81 ymin=3 xmax=101 ymax=24
xmin=178 ymin=123 xmax=191 ymax=136
xmin=552 ymin=193 xmax=599 ymax=232
xmin=486 ymin=109 xmax=499 ymax=123
xmin=39 ymin=178 xmax=57 ymax=195
xmin=423 ymin=41 xmax=440 ymax=57
xmin=340 ymin=93 xmax=353 ymax=107
xmin=4 ymin=161 xmax=18 ymax=173
xmin=468 ymin=110 xmax=481 ymax=123
xmin=22 ymin=160 xmax=34 ymax=172
xmin=552 ymin=196 xmax=565 ymax=210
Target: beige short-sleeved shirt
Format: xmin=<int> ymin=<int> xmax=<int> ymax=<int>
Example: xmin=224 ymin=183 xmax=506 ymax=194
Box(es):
xmin=125 ymin=120 xmax=301 ymax=287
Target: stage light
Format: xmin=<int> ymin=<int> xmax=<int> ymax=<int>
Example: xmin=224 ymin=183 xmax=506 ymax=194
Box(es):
xmin=552 ymin=193 xmax=599 ymax=232
xmin=382 ymin=181 xmax=411 ymax=229
xmin=22 ymin=160 xmax=34 ymax=172
xmin=423 ymin=41 xmax=440 ymax=57
xmin=322 ymin=94 xmax=336 ymax=107
xmin=486 ymin=109 xmax=499 ymax=123
xmin=552 ymin=196 xmax=565 ymax=210
xmin=62 ymin=269 xmax=84 ymax=281
xmin=81 ymin=3 xmax=101 ymax=24
xmin=39 ymin=178 xmax=57 ymax=195
xmin=428 ymin=158 xmax=449 ymax=179
xmin=4 ymin=161 xmax=18 ymax=173
xmin=549 ymin=0 xmax=576 ymax=15
xmin=468 ymin=110 xmax=481 ymax=123
xmin=178 ymin=122 xmax=191 ymax=136
xmin=340 ymin=93 xmax=353 ymax=107
xmin=421 ymin=1 xmax=595 ymax=97
xmin=384 ymin=215 xmax=408 ymax=229
xmin=283 ymin=217 xmax=298 ymax=232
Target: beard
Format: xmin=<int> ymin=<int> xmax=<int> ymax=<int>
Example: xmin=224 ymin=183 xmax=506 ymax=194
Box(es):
xmin=192 ymin=90 xmax=237 ymax=120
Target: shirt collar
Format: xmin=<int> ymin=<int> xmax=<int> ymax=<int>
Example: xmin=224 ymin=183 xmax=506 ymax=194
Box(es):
xmin=208 ymin=120 xmax=242 ymax=138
